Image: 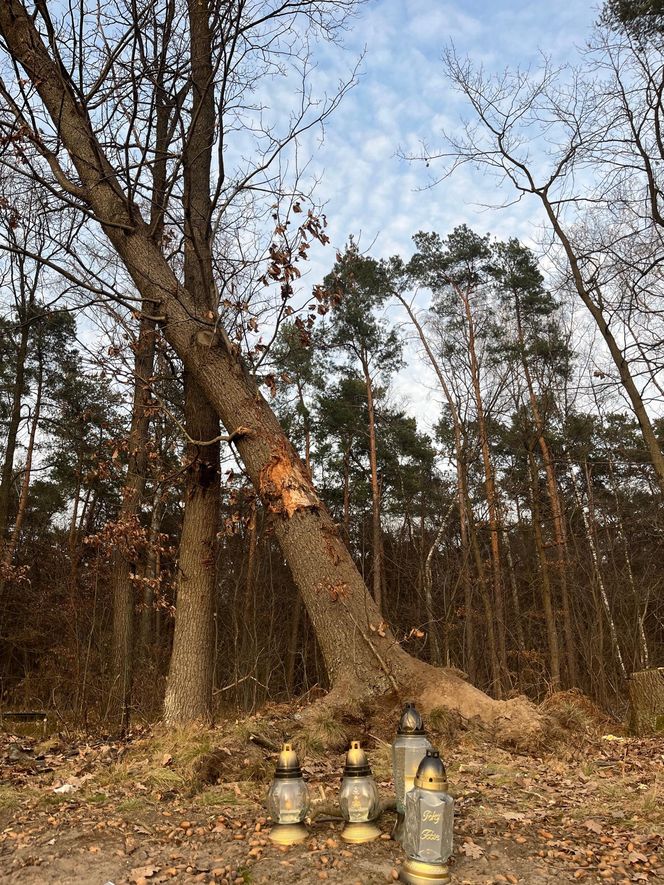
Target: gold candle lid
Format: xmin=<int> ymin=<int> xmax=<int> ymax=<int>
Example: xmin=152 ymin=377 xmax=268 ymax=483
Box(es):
xmin=414 ymin=749 xmax=448 ymax=791
xmin=342 ymin=740 xmax=372 ymax=778
xmin=274 ymin=742 xmax=303 ymax=779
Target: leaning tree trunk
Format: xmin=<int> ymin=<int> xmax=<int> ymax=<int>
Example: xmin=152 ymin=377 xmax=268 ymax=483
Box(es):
xmin=628 ymin=668 xmax=664 ymax=736
xmin=1 ymin=0 xmax=545 ymax=744
xmin=541 ymin=198 xmax=664 ymax=498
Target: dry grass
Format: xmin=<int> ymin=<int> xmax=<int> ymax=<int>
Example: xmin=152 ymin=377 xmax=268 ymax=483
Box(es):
xmin=541 ymin=688 xmax=617 ymax=742
xmin=292 ymin=706 xmax=351 ymax=755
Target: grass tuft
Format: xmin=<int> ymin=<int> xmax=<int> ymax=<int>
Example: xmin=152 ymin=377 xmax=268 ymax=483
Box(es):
xmin=0 ymin=785 xmax=20 ymax=811
xmin=294 ymin=710 xmax=349 ymax=755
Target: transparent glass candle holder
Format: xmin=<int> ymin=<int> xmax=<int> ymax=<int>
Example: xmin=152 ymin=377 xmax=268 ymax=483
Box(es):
xmin=392 ymin=703 xmax=433 ymax=816
xmin=338 ymin=740 xmax=381 ymax=843
xmin=266 ymin=742 xmax=310 ymax=845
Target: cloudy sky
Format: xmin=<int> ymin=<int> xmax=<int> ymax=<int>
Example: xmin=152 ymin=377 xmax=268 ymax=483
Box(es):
xmin=287 ymin=0 xmax=600 ymax=428
xmin=302 ymin=1 xmax=597 ymax=261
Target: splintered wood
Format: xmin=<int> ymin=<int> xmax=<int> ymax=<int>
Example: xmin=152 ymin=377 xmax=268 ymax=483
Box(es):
xmin=259 ymin=450 xmax=320 ymax=518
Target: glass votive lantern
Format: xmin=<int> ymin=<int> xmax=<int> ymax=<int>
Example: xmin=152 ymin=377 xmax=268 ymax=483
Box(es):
xmin=338 ymin=740 xmax=381 ymax=843
xmin=266 ymin=742 xmax=310 ymax=845
xmin=392 ymin=702 xmax=432 ymax=841
xmin=400 ymin=749 xmax=453 ymax=885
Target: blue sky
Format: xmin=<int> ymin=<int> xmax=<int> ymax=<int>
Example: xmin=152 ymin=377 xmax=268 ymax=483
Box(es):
xmin=299 ymin=0 xmax=598 ymax=266
xmin=287 ymin=1 xmax=600 ymax=427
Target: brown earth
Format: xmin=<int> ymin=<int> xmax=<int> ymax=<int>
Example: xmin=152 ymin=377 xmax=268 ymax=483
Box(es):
xmin=0 ymin=700 xmax=662 ymax=885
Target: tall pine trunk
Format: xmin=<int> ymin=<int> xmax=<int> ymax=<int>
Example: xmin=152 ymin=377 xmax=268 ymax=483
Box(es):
xmin=393 ymin=294 xmax=477 ymax=682
xmin=0 ymin=315 xmax=29 ymax=550
xmin=362 ymin=354 xmax=383 ymax=612
xmin=527 ymin=449 xmax=561 ymax=690
xmin=514 ymin=297 xmax=576 ymax=686
xmin=108 ymin=314 xmax=156 ymax=729
xmin=457 ymin=284 xmax=509 ymax=691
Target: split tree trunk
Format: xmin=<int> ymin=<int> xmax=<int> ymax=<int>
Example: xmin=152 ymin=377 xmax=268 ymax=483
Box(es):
xmin=0 ymin=0 xmax=545 ymax=743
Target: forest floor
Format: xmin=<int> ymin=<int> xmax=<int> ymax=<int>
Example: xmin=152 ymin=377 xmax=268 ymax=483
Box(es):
xmin=0 ymin=698 xmax=662 ymax=885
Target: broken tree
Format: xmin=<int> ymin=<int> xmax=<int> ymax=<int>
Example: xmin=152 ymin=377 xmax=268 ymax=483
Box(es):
xmin=0 ymin=0 xmax=542 ymax=740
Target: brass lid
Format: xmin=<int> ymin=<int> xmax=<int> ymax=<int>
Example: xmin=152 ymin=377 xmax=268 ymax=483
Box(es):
xmin=414 ymin=749 xmax=447 ymax=791
xmin=342 ymin=740 xmax=372 ymax=778
xmin=397 ymin=702 xmax=425 ymax=735
xmin=274 ymin=742 xmax=303 ymax=779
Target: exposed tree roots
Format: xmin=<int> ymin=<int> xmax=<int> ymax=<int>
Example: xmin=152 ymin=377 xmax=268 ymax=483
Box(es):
xmin=300 ymin=660 xmax=548 ymax=753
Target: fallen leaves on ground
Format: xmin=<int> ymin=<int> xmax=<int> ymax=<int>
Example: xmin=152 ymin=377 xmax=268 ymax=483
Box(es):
xmin=0 ymin=714 xmax=662 ymax=884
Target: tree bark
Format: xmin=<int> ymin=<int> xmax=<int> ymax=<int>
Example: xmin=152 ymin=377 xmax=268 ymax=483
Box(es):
xmin=628 ymin=668 xmax=664 ymax=736
xmin=527 ymin=450 xmax=561 ymax=691
xmin=163 ymin=376 xmax=219 ymax=723
xmin=514 ymin=296 xmax=577 ymax=686
xmin=362 ymin=353 xmax=383 ymax=612
xmin=164 ymin=0 xmax=220 ymax=725
xmin=0 ymin=314 xmax=29 ymax=548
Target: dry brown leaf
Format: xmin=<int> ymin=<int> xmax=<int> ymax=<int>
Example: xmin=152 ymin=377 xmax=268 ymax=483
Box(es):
xmin=461 ymin=840 xmax=484 ymax=858
xmin=130 ymin=866 xmax=159 ymax=882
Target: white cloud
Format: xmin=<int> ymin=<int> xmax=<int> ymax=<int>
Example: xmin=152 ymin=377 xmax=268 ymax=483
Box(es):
xmin=242 ymin=0 xmax=600 ymax=430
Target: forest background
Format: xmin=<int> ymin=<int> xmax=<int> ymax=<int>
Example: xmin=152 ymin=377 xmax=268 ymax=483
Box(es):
xmin=0 ymin=0 xmax=663 ymax=735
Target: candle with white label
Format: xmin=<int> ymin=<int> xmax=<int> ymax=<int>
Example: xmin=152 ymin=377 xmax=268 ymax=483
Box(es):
xmin=400 ymin=749 xmax=453 ymax=885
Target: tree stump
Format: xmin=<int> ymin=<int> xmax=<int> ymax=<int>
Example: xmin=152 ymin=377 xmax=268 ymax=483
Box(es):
xmin=628 ymin=668 xmax=664 ymax=736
